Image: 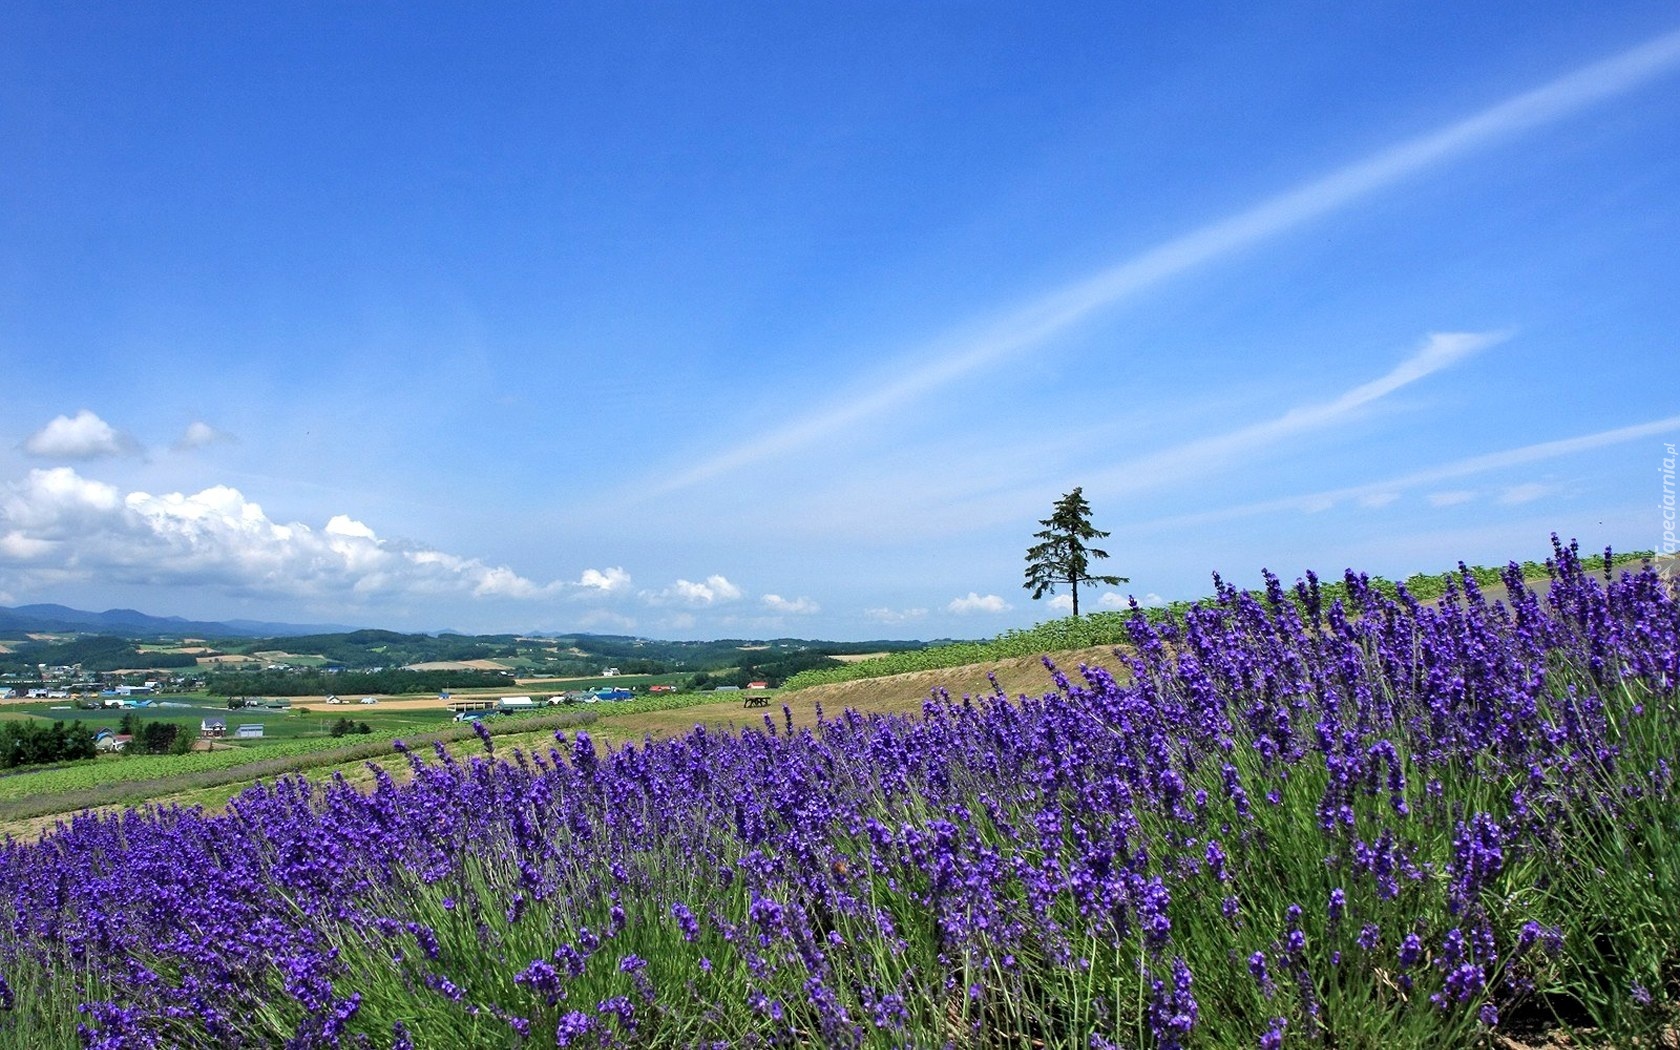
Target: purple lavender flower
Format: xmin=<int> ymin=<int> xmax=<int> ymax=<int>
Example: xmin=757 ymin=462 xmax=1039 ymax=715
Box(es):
xmin=1399 ymin=933 xmax=1424 ymax=968
xmin=555 ymin=1011 xmax=594 ymax=1047
xmin=1248 ymin=951 xmax=1274 ymax=996
xmin=1357 ymin=923 xmax=1381 ymax=952
xmin=1146 ymin=958 xmax=1199 ymax=1050
xmin=671 ymin=900 xmax=700 ymax=941
xmin=514 ymin=958 xmax=564 ymax=1004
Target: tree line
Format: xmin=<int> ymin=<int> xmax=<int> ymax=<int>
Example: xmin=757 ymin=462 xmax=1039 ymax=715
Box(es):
xmin=0 ymin=635 xmax=198 ymax=673
xmin=0 ymin=720 xmax=97 ymax=769
xmin=686 ymin=652 xmax=843 ymax=690
xmin=118 ymin=713 xmax=195 ymax=755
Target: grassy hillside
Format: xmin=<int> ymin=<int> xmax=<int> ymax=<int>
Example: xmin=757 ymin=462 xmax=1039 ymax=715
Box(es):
xmin=1 ymin=543 xmax=1676 ymax=1047
xmin=783 ymin=547 xmax=1657 ymax=692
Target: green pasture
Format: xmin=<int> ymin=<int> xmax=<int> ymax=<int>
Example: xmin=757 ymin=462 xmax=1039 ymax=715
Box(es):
xmin=0 ymin=689 xmax=743 ymax=835
xmin=0 ymin=709 xmax=608 ymax=832
xmin=3 ymin=698 xmax=455 ymax=743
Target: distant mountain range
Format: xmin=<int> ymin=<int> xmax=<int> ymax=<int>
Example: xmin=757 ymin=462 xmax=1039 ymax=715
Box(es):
xmin=0 ymin=603 xmax=359 ymax=639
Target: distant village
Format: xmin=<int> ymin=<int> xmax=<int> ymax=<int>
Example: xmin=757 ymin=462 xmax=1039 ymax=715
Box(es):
xmin=0 ymin=662 xmax=194 ymax=702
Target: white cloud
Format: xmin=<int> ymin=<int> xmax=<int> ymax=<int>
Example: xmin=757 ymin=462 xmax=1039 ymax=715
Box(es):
xmin=1359 ymin=492 xmax=1400 ymax=508
xmin=1 ymin=530 xmax=57 ymax=559
xmin=1429 ymin=489 xmax=1476 ymax=507
xmin=24 ymin=410 xmax=133 ymax=460
xmin=947 ymin=592 xmax=1011 ymax=614
xmin=762 ymin=593 xmax=819 ymax=614
xmin=1085 ymin=330 xmax=1507 ymax=496
xmin=173 ymin=421 xmax=234 ymax=451
xmin=577 ymin=566 xmax=632 ymax=594
xmin=641 ymin=26 xmax=1680 ymax=496
xmin=1500 ymin=482 xmax=1549 ymax=504
xmin=646 ymin=574 xmax=743 ymax=606
xmin=864 ymin=606 xmax=927 ymax=624
xmin=1137 ymin=415 xmax=1680 ymax=530
xmin=1051 ymin=590 xmax=1141 ymax=612
xmin=1139 ymin=593 xmax=1167 ymax=608
xmin=0 ymin=467 xmax=563 ymax=602
xmin=325 ymin=514 xmax=377 ymax=540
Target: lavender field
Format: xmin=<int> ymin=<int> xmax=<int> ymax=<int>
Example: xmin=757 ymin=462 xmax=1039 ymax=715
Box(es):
xmin=2 ymin=539 xmax=1677 ymax=1048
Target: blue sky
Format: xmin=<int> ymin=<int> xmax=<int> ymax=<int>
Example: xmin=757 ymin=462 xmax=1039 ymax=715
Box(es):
xmin=3 ymin=3 xmax=1677 ymax=640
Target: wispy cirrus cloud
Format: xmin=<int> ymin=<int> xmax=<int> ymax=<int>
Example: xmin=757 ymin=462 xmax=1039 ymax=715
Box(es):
xmin=1084 ymin=330 xmax=1506 ymax=495
xmin=645 ymin=28 xmax=1680 ymax=495
xmin=1136 ymin=415 xmax=1680 ymax=529
xmin=1501 ymin=482 xmax=1550 ymax=504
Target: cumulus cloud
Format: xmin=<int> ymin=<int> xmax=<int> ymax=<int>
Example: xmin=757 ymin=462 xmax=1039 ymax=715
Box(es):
xmin=646 ymin=575 xmax=743 ymax=606
xmin=1050 ymin=591 xmax=1137 ymax=612
xmin=864 ymin=606 xmax=927 ymax=624
xmin=24 ymin=410 xmax=133 ymax=460
xmin=762 ymin=593 xmax=819 ymax=615
xmin=173 ymin=421 xmax=235 ymax=451
xmin=0 ymin=467 xmax=565 ymax=602
xmin=947 ymin=592 xmax=1011 ymax=614
xmin=577 ymin=566 xmax=632 ymax=594
xmin=1099 ymin=592 xmax=1142 ymax=608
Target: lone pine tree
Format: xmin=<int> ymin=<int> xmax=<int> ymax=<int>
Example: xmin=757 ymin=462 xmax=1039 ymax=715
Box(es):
xmin=1023 ymin=487 xmax=1127 ymax=618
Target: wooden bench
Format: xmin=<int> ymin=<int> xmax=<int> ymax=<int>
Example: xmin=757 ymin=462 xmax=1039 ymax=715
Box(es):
xmin=742 ymin=694 xmax=770 ymax=708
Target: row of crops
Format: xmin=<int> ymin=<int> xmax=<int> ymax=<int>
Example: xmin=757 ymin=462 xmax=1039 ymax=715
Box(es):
xmin=0 ymin=538 xmax=1676 ymax=1046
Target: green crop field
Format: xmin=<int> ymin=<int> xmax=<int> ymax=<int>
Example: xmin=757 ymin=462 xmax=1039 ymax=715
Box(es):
xmin=0 ymin=693 xmax=764 ymax=835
